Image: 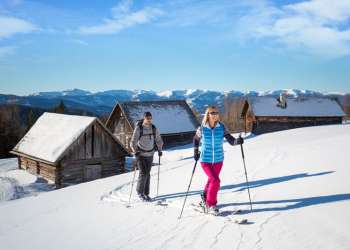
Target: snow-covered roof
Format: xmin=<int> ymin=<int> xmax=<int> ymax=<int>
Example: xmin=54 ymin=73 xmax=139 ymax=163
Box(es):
xmin=12 ymin=112 xmax=96 ymax=163
xmin=248 ymin=97 xmax=345 ymax=117
xmin=120 ymin=100 xmax=200 ymax=134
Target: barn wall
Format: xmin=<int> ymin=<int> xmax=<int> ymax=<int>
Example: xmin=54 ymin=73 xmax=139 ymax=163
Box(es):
xmin=252 ymin=117 xmax=343 ymax=134
xmin=243 ymin=109 xmax=255 ymax=133
xmin=58 ymin=159 xmax=124 ymax=186
xmin=118 ymin=131 xmax=196 ymax=151
xmin=18 ymin=156 xmax=57 ymax=183
xmin=61 ymin=121 xmax=126 ymax=161
xmin=58 ymin=121 xmax=127 ymax=187
xmin=107 ymin=106 xmax=133 ymax=151
xmin=107 ymin=102 xmax=200 ymax=151
xmin=162 ymin=132 xmax=196 ymax=149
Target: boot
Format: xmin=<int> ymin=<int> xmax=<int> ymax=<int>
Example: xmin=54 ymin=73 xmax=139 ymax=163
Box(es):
xmin=138 ymin=193 xmax=147 ymax=202
xmin=199 ymin=192 xmax=207 ymax=212
xmin=206 ymin=205 xmax=219 ymax=216
xmin=144 ymin=195 xmax=152 ymax=202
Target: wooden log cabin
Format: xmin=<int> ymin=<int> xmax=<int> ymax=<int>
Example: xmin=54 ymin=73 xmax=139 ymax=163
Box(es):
xmin=241 ymin=96 xmax=346 ymax=135
xmin=106 ymin=100 xmax=200 ymax=150
xmin=11 ymin=112 xmax=130 ymax=188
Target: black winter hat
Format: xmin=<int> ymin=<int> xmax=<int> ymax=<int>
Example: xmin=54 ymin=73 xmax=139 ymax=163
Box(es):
xmin=143 ymin=111 xmax=152 ymax=117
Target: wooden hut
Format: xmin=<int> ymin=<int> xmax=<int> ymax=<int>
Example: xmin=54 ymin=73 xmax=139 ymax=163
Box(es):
xmin=106 ymin=100 xmax=200 ymax=150
xmin=241 ymin=97 xmax=346 ymax=134
xmin=11 ymin=112 xmax=130 ymax=187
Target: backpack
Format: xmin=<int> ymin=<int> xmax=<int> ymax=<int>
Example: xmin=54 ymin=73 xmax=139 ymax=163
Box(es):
xmin=136 ymin=119 xmax=158 ymax=152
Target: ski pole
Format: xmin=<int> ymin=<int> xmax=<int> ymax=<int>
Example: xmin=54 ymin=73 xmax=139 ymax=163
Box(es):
xmin=157 ymin=155 xmax=161 ymax=197
xmin=127 ymin=158 xmax=138 ymax=208
xmin=178 ymin=160 xmax=198 ymax=219
xmin=239 ymin=134 xmax=253 ymax=212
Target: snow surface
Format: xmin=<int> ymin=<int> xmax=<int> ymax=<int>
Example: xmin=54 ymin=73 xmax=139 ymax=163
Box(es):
xmin=251 ymin=97 xmax=345 ymax=117
xmin=157 ymin=90 xmax=173 ymax=98
xmin=12 ymin=112 xmax=96 ymax=163
xmin=124 ymin=103 xmax=198 ymax=134
xmin=1 ymin=124 xmax=350 ymax=250
xmin=0 ymin=158 xmax=55 ymax=203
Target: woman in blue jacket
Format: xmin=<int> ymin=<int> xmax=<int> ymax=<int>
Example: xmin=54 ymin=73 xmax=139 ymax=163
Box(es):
xmin=193 ymin=106 xmax=243 ymax=215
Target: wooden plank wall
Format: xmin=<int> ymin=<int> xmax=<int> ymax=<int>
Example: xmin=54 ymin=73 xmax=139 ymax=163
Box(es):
xmin=252 ymin=117 xmax=342 ymax=134
xmin=58 ymin=120 xmax=127 ymax=186
xmin=19 ymin=156 xmax=57 ymax=182
xmin=61 ymin=121 xmax=124 ymax=162
xmin=110 ymin=109 xmax=133 ymax=151
xmin=162 ymin=132 xmax=196 ymax=149
xmin=59 ymin=159 xmax=124 ymax=186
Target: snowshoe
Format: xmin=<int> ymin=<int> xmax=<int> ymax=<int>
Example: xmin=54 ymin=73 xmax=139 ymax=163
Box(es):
xmin=234 ymin=218 xmax=248 ymax=224
xmin=144 ymin=195 xmax=152 ymax=202
xmin=206 ymin=205 xmax=219 ymax=216
xmin=138 ymin=193 xmax=147 ymax=202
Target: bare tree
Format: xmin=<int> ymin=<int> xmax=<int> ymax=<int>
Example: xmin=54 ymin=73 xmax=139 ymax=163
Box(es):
xmin=0 ymin=104 xmax=25 ymax=158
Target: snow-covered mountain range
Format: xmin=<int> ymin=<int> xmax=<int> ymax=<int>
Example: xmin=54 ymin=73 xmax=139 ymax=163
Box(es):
xmin=0 ymin=89 xmax=348 ymax=115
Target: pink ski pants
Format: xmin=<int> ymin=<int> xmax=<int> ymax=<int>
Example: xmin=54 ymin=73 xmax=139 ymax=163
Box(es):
xmin=200 ymin=161 xmax=223 ymax=207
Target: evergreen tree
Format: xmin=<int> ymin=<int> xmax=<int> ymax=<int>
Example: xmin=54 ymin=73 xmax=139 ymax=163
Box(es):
xmin=0 ymin=104 xmax=24 ymax=158
xmin=27 ymin=109 xmax=37 ymax=131
xmin=53 ymin=100 xmax=66 ymax=114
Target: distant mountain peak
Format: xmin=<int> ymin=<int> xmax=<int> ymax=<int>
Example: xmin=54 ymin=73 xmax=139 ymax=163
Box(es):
xmin=4 ymin=88 xmax=347 ymax=116
xmin=31 ymin=88 xmax=91 ymax=97
xmin=62 ymin=89 xmax=92 ymax=96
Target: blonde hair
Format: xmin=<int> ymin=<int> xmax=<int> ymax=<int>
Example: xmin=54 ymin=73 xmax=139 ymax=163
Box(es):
xmin=202 ymin=106 xmax=220 ymax=125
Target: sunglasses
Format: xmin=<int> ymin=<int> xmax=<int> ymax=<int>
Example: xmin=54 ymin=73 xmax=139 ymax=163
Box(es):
xmin=145 ymin=117 xmax=152 ymax=120
xmin=209 ymin=112 xmax=219 ymax=115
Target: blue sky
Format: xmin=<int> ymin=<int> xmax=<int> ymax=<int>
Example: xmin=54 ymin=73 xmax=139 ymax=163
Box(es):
xmin=0 ymin=0 xmax=350 ymax=95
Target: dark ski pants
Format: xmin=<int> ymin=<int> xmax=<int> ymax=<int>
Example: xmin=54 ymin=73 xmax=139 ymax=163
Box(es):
xmin=136 ymin=155 xmax=154 ymax=196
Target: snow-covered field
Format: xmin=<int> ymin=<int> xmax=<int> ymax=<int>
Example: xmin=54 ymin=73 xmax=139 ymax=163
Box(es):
xmin=0 ymin=158 xmax=55 ymax=203
xmin=1 ymin=124 xmax=350 ymax=250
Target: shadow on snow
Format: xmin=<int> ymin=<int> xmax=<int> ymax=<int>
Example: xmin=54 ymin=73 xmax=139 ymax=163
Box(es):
xmin=155 ymin=171 xmax=350 ymax=214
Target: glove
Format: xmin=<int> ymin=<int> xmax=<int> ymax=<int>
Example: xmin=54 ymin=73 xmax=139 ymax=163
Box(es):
xmin=236 ymin=137 xmax=244 ymax=145
xmin=158 ymin=150 xmax=163 ymax=157
xmin=194 ymin=148 xmax=200 ymax=161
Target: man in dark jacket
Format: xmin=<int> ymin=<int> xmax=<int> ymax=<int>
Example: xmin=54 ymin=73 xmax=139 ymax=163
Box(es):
xmin=130 ymin=111 xmax=163 ymax=202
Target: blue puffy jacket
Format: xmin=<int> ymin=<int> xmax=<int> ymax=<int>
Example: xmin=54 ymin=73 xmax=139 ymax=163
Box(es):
xmin=198 ymin=122 xmax=226 ymax=163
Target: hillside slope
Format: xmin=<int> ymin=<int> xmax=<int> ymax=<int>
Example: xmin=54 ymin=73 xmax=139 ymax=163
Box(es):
xmin=1 ymin=124 xmax=350 ymax=250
